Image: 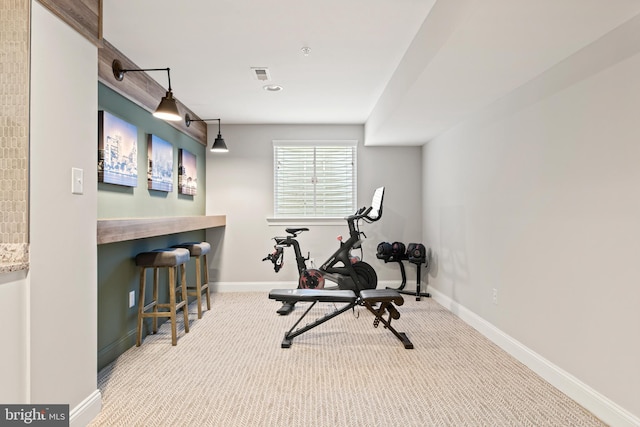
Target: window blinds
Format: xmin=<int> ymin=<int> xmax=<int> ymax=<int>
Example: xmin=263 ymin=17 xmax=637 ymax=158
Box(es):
xmin=274 ymin=140 xmax=357 ymax=217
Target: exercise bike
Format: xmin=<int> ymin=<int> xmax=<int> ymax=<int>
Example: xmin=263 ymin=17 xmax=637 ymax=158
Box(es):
xmin=263 ymin=187 xmax=385 ymax=315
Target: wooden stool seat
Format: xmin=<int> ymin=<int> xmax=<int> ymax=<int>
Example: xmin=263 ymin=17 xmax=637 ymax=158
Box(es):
xmin=172 ymin=242 xmax=211 ymax=319
xmin=135 ymin=247 xmax=191 ymax=346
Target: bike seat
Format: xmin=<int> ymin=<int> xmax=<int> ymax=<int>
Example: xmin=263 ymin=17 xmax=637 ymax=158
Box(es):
xmin=286 ymin=227 xmax=309 ymax=236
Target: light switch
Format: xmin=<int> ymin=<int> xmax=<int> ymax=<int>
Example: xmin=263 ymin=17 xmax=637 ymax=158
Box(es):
xmin=72 ymin=167 xmax=83 ymax=195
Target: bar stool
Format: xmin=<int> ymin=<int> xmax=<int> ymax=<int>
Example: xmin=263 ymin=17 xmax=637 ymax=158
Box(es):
xmin=172 ymin=241 xmax=211 ymax=319
xmin=134 ymin=247 xmax=191 ymax=346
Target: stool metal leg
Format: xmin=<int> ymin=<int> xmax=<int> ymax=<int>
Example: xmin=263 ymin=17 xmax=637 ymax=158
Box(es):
xmin=168 ymin=266 xmax=178 ymax=346
xmin=136 ymin=267 xmax=146 ymax=347
xmin=194 ymin=255 xmax=203 ymax=319
xmin=152 ymin=267 xmax=159 ymax=333
xmin=180 ymin=263 xmax=190 ymax=332
xmin=203 ymin=253 xmax=211 ymax=312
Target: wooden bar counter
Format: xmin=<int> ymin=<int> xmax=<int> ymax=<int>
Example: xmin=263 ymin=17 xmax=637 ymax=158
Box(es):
xmin=97 ymin=215 xmax=226 ymax=245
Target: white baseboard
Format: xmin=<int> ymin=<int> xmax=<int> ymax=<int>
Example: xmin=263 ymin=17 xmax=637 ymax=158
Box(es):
xmin=70 ymin=389 xmax=101 ymax=427
xmin=429 ymin=287 xmax=640 ymax=427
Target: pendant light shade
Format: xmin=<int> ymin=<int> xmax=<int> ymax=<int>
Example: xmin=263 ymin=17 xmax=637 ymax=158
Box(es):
xmin=112 ymin=59 xmax=181 ymax=122
xmin=211 ymin=132 xmax=228 ymax=153
xmin=185 ymin=114 xmax=229 ymax=153
xmin=153 ymin=91 xmax=181 ymax=121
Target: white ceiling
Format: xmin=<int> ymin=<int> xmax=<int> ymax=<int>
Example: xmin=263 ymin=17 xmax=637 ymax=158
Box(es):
xmin=102 ymin=0 xmax=640 ymax=146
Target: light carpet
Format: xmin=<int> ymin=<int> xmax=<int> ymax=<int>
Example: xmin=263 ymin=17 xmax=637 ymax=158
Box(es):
xmin=88 ymin=291 xmax=606 ymax=426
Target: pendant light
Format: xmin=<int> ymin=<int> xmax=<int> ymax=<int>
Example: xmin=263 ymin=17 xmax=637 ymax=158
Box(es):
xmin=112 ymin=59 xmax=181 ymax=121
xmin=185 ymin=114 xmax=229 ymax=153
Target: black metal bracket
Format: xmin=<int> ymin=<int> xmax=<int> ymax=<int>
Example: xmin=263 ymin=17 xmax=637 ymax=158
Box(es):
xmin=360 ymin=300 xmax=413 ymax=349
xmin=385 ymin=259 xmax=431 ymax=301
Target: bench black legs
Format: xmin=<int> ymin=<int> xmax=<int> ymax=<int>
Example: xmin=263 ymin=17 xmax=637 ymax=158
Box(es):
xmin=281 ymin=299 xmax=356 ymax=348
xmin=361 ymin=299 xmax=414 ymax=349
xmin=269 ymin=289 xmax=413 ymax=349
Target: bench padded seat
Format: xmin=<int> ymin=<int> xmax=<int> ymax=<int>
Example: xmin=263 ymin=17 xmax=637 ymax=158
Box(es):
xmin=135 ymin=248 xmax=190 ymax=267
xmin=360 ymin=289 xmax=404 ymax=305
xmin=172 ymin=241 xmax=211 ymax=256
xmin=269 ymin=289 xmax=357 ymax=303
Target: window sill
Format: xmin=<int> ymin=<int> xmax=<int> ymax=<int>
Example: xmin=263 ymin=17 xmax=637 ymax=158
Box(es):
xmin=266 ymin=217 xmax=347 ymax=226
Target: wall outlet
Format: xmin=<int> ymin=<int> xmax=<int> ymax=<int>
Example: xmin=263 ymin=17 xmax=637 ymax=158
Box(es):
xmin=492 ymin=288 xmax=498 ymax=305
xmin=129 ymin=291 xmax=135 ymax=308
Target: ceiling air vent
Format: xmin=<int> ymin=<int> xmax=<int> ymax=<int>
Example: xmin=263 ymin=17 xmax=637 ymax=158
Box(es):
xmin=251 ymin=67 xmax=271 ymax=81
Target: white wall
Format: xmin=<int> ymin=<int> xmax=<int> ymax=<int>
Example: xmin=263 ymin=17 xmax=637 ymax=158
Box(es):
xmin=206 ymin=124 xmax=423 ymax=290
xmin=423 ymin=22 xmax=640 ymax=425
xmin=0 ymin=271 xmax=28 ymax=402
xmin=29 ymin=3 xmax=100 ymax=424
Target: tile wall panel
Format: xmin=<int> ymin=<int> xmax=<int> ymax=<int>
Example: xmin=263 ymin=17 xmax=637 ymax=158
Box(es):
xmin=0 ymin=0 xmax=29 ymax=272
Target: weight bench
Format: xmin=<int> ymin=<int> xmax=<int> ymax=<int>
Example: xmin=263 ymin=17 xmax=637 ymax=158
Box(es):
xmin=268 ymin=288 xmax=414 ymax=349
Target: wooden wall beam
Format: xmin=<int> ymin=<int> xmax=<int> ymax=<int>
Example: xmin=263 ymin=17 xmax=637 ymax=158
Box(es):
xmin=37 ymin=0 xmax=103 ymax=47
xmin=98 ymin=39 xmax=207 ymax=146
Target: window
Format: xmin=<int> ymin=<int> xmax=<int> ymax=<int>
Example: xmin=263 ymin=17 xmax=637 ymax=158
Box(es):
xmin=273 ymin=140 xmax=357 ymax=218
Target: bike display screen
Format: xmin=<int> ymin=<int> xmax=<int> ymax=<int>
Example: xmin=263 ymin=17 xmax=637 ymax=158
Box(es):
xmin=368 ymin=186 xmax=384 ymax=221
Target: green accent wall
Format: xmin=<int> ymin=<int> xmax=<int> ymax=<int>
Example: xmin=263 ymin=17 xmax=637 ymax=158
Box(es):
xmin=97 ymin=83 xmax=207 ymax=370
xmin=98 ymin=83 xmax=206 ymax=218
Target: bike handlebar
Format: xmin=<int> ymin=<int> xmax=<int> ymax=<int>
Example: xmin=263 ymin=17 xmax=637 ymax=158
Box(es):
xmin=346 ymin=206 xmax=374 ymax=223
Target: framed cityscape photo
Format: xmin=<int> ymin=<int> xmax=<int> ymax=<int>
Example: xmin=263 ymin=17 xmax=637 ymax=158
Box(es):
xmin=178 ymin=149 xmax=197 ymax=195
xmin=98 ymin=111 xmax=138 ymax=187
xmin=147 ymin=134 xmax=173 ymax=192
